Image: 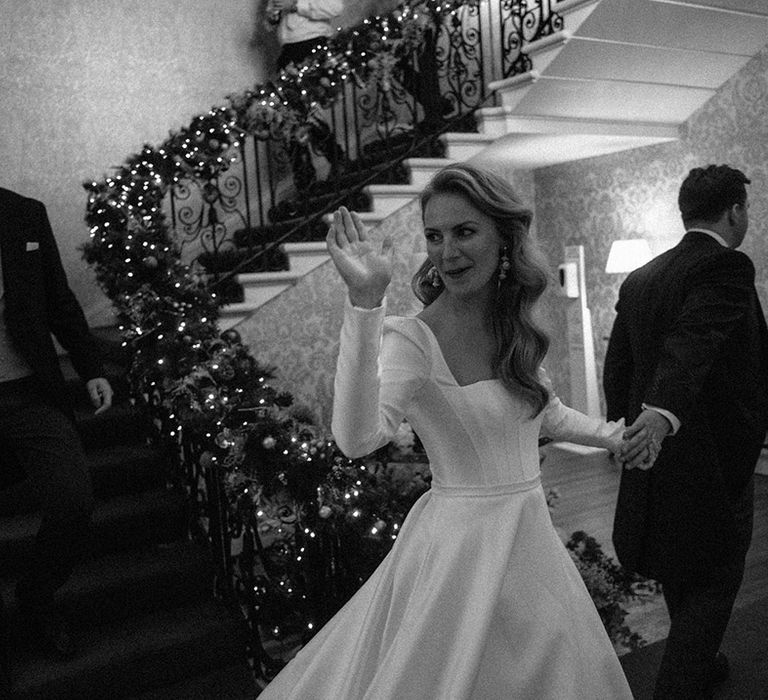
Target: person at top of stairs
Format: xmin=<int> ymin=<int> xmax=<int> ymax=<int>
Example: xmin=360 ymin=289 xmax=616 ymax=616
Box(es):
xmin=265 ymin=0 xmax=348 ymax=190
xmin=0 ymin=187 xmax=113 ymax=685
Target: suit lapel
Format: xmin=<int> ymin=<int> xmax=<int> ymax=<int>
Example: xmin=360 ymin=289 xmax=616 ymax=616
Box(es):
xmin=0 ymin=196 xmax=28 ymax=310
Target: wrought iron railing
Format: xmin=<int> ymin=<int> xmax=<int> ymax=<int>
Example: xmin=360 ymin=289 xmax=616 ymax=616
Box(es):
xmin=99 ymin=0 xmax=571 ymax=683
xmin=165 ymin=0 xmax=567 ymax=300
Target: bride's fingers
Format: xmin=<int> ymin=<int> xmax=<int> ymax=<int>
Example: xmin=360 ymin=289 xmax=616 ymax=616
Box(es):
xmin=339 ymin=207 xmax=360 ymax=244
xmin=620 ymin=427 xmax=648 ymax=461
xmin=623 ymin=445 xmax=652 ymax=470
xmin=351 ymin=211 xmax=367 ymax=242
xmin=326 ymin=211 xmax=345 ymax=256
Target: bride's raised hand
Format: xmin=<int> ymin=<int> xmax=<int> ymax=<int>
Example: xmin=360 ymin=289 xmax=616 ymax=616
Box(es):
xmin=326 ymin=206 xmax=394 ymax=309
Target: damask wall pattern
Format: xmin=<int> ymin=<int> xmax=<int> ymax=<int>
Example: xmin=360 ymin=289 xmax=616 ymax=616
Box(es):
xmin=534 ymin=44 xmax=768 ymax=410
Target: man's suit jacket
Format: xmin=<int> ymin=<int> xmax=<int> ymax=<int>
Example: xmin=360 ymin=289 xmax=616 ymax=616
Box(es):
xmin=0 ymin=187 xmax=103 ymax=417
xmin=604 ymin=231 xmax=768 ymax=582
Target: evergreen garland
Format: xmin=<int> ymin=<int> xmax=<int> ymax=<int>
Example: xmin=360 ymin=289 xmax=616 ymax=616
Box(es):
xmin=81 ymin=0 xmax=475 ymax=653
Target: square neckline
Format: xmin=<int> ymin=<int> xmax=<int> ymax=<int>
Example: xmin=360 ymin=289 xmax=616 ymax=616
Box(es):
xmin=410 ymin=316 xmax=501 ymax=389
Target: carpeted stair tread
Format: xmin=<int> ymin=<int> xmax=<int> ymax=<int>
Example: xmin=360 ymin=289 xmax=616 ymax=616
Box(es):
xmin=0 ymin=488 xmax=187 ymax=572
xmin=268 ymin=187 xmax=371 ymax=224
xmin=0 ymin=443 xmax=167 ymax=516
xmin=86 ymin=442 xmax=169 ymax=499
xmin=127 ymin=662 xmax=257 ymax=699
xmin=8 ymin=598 xmax=250 ymax=700
xmin=1 ymin=540 xmax=214 ymax=634
xmin=75 ymin=402 xmax=149 ymax=449
xmin=2 ymin=341 xmax=250 ymax=697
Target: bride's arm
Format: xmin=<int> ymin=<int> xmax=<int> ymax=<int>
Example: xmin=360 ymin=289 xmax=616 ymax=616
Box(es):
xmin=538 ymin=368 xmax=625 ymax=453
xmin=331 ymin=299 xmax=428 ymax=458
xmin=325 ymin=206 xmax=428 ymax=457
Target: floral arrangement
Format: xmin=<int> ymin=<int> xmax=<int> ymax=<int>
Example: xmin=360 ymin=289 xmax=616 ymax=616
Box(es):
xmin=565 ymin=531 xmax=660 ymax=652
xmin=210 ymin=413 xmax=430 ymax=647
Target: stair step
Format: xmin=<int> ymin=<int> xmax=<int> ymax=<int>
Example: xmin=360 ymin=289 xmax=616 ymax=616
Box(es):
xmin=198 ymin=245 xmax=289 ymax=274
xmin=0 ymin=488 xmax=188 ymax=574
xmin=512 ymin=75 xmax=715 ymax=124
xmin=75 ymin=402 xmax=149 ymax=449
xmin=364 ymin=184 xmax=423 ymax=217
xmin=487 ymin=70 xmax=540 ymax=109
xmin=0 ymin=445 xmax=168 ymax=515
xmin=268 ymin=188 xmax=371 ymax=224
xmin=283 ymin=241 xmax=330 ymax=276
xmin=233 ymin=218 xmax=328 ymax=247
xmin=438 ymin=132 xmax=496 ymax=161
xmin=1 ymin=540 xmax=213 ymax=635
xmin=0 ymin=443 xmax=167 ymax=516
xmin=404 ymin=157 xmax=456 ymax=188
xmin=475 ymin=111 xmax=680 ymax=140
xmin=7 ymin=599 xmax=250 ymax=700
xmin=524 ymin=29 xmax=573 ymax=75
xmin=554 ymin=0 xmax=601 ymax=30
xmin=321 ymin=211 xmax=386 ymax=229
xmin=89 ymin=443 xmax=169 ymax=499
xmin=127 ymin=662 xmax=257 ymax=699
xmin=237 ymin=269 xmax=302 ymax=307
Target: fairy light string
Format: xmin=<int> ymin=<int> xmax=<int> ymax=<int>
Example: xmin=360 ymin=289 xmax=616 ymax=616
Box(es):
xmin=82 ymin=0 xmax=462 ymax=647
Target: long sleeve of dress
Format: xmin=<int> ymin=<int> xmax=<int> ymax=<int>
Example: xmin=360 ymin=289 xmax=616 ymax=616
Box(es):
xmin=331 ymin=299 xmax=429 ymax=458
xmin=539 ymin=369 xmax=624 ymax=453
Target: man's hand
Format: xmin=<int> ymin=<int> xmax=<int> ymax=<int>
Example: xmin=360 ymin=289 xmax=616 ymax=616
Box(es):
xmin=620 ymin=409 xmax=672 ymax=470
xmin=86 ymin=377 xmax=113 ymax=415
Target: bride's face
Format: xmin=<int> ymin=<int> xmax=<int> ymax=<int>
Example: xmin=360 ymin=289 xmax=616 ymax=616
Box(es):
xmin=423 ymin=193 xmax=504 ymax=300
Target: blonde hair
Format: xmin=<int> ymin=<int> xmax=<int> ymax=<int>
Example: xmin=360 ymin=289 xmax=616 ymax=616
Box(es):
xmin=411 ymin=163 xmax=550 ymax=416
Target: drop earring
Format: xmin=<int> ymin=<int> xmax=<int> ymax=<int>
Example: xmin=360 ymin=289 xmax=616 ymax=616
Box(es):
xmin=498 ymin=248 xmax=511 ymax=281
xmin=426 ymin=266 xmax=442 ymax=288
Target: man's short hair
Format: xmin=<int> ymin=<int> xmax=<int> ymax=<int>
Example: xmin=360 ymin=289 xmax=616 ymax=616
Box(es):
xmin=678 ymin=165 xmax=750 ymax=225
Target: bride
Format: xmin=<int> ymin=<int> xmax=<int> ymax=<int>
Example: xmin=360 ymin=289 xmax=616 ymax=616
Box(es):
xmin=259 ymin=163 xmax=654 ymax=699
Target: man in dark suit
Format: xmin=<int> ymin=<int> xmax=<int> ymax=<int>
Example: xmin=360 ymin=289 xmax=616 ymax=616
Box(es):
xmin=604 ymin=165 xmax=768 ymax=698
xmin=0 ymin=187 xmax=113 ymax=681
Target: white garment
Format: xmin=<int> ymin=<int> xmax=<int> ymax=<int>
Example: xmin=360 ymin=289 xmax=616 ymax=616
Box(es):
xmin=260 ymin=301 xmax=633 ymax=699
xmin=275 ymin=0 xmax=342 ymax=47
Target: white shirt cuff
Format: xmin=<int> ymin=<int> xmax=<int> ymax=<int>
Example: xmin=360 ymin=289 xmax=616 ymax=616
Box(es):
xmin=642 ymin=403 xmax=680 ymax=435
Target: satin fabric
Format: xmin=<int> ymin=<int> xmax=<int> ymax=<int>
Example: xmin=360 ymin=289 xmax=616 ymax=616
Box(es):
xmin=260 ymin=302 xmax=632 ymax=699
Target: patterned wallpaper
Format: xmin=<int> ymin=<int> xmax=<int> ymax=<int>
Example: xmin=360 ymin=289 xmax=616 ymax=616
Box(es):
xmin=534 ymin=44 xmax=768 ymax=409
xmin=0 ymin=0 xmax=268 ymax=326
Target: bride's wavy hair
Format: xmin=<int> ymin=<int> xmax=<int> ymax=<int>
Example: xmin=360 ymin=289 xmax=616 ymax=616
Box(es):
xmin=411 ymin=163 xmax=551 ymax=416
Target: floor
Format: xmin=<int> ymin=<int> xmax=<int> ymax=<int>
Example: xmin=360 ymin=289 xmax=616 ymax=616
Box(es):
xmin=541 ymin=442 xmax=768 ymax=653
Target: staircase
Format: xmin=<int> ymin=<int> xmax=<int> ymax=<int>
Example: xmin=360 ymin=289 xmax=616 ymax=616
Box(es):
xmin=218 ymin=0 xmax=768 ymax=329
xmin=0 ymin=335 xmax=256 ymax=699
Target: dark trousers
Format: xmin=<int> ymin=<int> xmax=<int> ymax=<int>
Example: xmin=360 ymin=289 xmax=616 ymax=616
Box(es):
xmin=277 ymin=38 xmax=326 ymax=71
xmin=654 ymin=559 xmax=745 ymax=699
xmin=0 ymin=377 xmax=94 ymax=609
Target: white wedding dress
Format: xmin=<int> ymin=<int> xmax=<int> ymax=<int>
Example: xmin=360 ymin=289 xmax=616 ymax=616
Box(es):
xmin=260 ymin=301 xmax=633 ymax=699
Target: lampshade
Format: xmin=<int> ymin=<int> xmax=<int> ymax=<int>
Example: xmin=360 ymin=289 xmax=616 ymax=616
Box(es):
xmin=605 ymin=239 xmax=652 ymax=274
